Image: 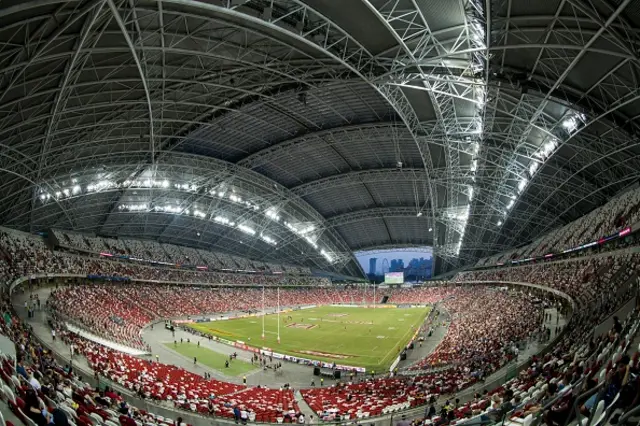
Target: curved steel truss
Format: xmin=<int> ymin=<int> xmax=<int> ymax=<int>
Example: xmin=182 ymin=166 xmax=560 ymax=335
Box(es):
xmin=0 ymin=0 xmax=639 ymax=276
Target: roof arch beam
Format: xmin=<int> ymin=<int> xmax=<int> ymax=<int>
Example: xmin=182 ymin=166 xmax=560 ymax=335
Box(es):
xmin=463 ymin=0 xmax=633 ymax=257
xmin=291 ymin=168 xmax=449 ymax=198
xmin=495 ymin=65 xmax=638 ymax=133
xmin=158 ymin=0 xmax=441 ymax=264
xmin=107 ymin=0 xmax=155 ymax=167
xmin=324 ymin=205 xmax=553 ymax=231
xmin=0 ymin=71 xmax=362 ymax=132
xmin=240 ymin=116 xmax=525 ymax=172
xmin=238 ymin=122 xmax=405 ymax=169
xmin=506 ymin=94 xmax=640 ymax=241
xmin=327 ymin=207 xmax=434 ymax=228
xmin=360 ymin=0 xmax=484 ymax=255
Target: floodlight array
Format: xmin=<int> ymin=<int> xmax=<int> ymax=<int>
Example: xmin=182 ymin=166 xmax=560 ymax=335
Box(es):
xmin=37 ymin=175 xmax=338 ymax=263
xmin=496 ymin=111 xmax=586 ymax=227
xmin=456 ymin=0 xmax=486 ymax=255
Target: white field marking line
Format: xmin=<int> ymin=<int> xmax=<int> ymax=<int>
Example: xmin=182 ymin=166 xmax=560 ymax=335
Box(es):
xmin=379 ymin=310 xmax=428 ymax=367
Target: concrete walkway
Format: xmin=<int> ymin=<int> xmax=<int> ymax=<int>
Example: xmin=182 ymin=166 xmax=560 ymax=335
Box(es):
xmin=143 ymin=324 xmax=324 ymax=389
xmin=398 ymin=309 xmax=449 ymax=370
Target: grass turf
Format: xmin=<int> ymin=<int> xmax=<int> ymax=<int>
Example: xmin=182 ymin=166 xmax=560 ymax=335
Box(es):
xmin=187 ymin=305 xmax=429 ymax=372
xmin=163 ymin=342 xmax=258 ymax=377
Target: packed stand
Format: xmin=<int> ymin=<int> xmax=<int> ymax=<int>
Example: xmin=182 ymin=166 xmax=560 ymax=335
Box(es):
xmin=386 ymin=286 xmax=454 ymax=305
xmin=455 ymin=255 xmax=638 ymax=324
xmin=411 ymin=287 xmax=541 ymax=371
xmin=48 ymin=286 xmax=153 ymax=350
xmin=52 ymin=229 xmax=311 ymax=276
xmin=429 ymin=311 xmax=640 ymax=426
xmin=443 ymin=263 xmax=640 ymax=426
xmin=475 ymin=187 xmax=640 ymax=266
xmin=2 ymin=229 xmax=330 ymax=288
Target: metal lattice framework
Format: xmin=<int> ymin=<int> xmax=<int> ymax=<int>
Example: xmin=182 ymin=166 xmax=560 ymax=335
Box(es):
xmin=1 ymin=0 xmax=639 ymax=276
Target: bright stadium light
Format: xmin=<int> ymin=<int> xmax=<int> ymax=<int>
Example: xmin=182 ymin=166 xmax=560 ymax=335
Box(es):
xmin=42 ymin=172 xmax=339 ymax=263
xmin=265 ymin=207 xmax=280 ymax=221
xmin=260 ymin=234 xmax=277 ymax=246
xmin=214 ymin=216 xmax=229 ymax=224
xmin=517 ymin=178 xmax=528 ymax=193
xmin=529 ymin=161 xmax=540 ymax=176
xmin=238 ymin=224 xmax=256 ymax=235
xmin=562 ymin=117 xmax=577 ymax=132
xmin=320 ymin=249 xmax=334 ymax=263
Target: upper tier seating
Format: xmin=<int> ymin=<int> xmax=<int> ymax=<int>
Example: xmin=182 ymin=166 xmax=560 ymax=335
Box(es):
xmin=51 ymin=229 xmax=309 ymax=276
xmin=475 ymin=186 xmax=640 ymax=266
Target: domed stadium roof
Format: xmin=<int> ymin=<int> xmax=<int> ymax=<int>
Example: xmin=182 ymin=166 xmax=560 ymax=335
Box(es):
xmin=1 ymin=0 xmax=639 ymax=277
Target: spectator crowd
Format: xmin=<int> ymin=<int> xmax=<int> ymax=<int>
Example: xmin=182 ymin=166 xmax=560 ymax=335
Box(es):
xmin=0 ymin=227 xmax=639 ymax=426
xmin=477 ymin=186 xmax=640 ymax=266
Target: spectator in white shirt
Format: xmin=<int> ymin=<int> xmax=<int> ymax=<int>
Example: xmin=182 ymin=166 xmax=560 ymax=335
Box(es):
xmin=29 ymin=373 xmax=41 ymax=391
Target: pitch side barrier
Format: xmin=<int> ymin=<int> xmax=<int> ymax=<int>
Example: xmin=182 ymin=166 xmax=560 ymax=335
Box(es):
xmin=7 ymin=275 xmax=576 ymax=426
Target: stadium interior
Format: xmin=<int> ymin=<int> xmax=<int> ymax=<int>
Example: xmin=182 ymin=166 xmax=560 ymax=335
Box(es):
xmin=0 ymin=1 xmax=640 ymax=426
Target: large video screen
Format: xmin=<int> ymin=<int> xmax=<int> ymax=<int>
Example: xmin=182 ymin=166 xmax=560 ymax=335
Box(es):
xmin=384 ymin=272 xmax=404 ymax=284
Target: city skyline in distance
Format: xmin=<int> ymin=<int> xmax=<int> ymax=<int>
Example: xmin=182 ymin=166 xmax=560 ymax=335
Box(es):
xmin=355 ymin=246 xmax=433 ymax=282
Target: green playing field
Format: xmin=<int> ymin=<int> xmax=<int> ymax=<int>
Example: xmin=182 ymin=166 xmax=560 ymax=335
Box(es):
xmin=186 ymin=305 xmax=429 ymax=371
xmin=163 ymin=342 xmax=257 ymax=377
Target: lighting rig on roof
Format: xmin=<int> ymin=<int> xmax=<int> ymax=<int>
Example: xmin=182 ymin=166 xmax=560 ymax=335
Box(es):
xmin=37 ymin=175 xmax=338 ymax=264
xmin=454 ymin=0 xmax=486 ymax=256
xmin=495 ymin=111 xmax=586 ymax=227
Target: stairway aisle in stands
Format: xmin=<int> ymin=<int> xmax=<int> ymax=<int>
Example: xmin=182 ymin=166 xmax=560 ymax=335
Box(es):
xmin=293 ymin=390 xmax=316 ymax=419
